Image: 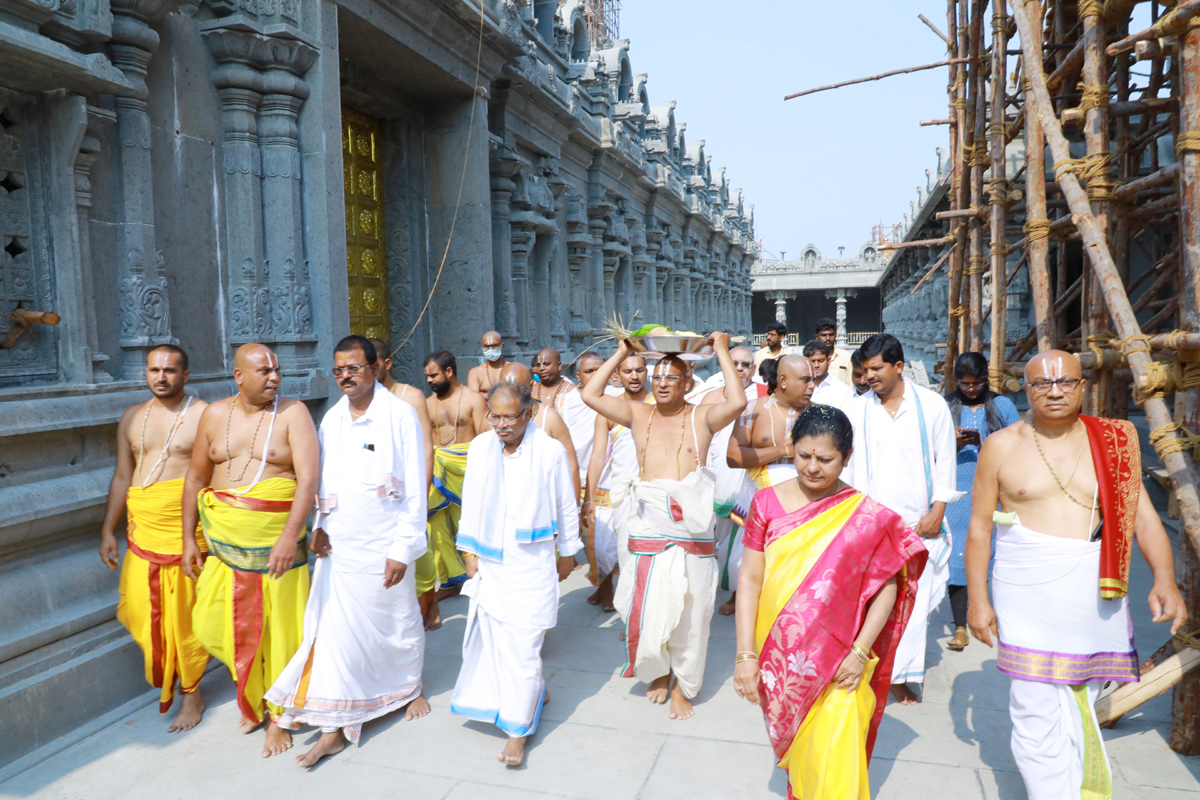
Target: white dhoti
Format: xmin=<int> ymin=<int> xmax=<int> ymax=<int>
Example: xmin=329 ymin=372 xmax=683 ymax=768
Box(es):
xmin=592 ymin=500 xmax=620 ymax=577
xmin=991 ymin=518 xmax=1137 ymax=800
xmin=267 ymin=558 xmax=425 ymax=744
xmin=450 ymin=599 xmax=547 ymax=738
xmin=612 ymin=468 xmax=719 ymax=699
xmin=890 ymin=524 xmax=952 ymax=686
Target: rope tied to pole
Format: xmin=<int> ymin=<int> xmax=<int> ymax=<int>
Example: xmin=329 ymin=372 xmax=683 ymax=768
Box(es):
xmin=990 ymin=240 xmax=1009 ymax=257
xmin=1024 ymin=219 xmax=1052 ymax=242
xmin=1077 ymin=0 xmax=1103 ymax=18
xmin=1053 ymin=151 xmax=1115 ymax=201
xmin=988 ymin=178 xmax=1009 ymax=205
xmin=1079 ymin=85 xmax=1110 ymax=114
xmin=1149 ymin=421 xmax=1200 ymax=460
xmin=989 ymin=367 xmax=1009 ymax=391
xmin=1174 ymin=630 xmax=1200 ymax=653
xmin=1086 ymin=332 xmax=1118 ymax=368
xmin=949 ymin=305 xmax=967 ymax=318
xmin=1117 ymin=332 xmax=1154 ymax=357
xmin=1175 ymin=131 xmax=1200 ymax=159
xmin=967 ymin=255 xmax=988 ymax=275
xmin=1134 ymin=361 xmax=1181 ymax=405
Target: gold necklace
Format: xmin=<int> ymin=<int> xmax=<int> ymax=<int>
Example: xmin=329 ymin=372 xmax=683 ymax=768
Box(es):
xmin=225 ymin=394 xmax=269 ymax=483
xmin=640 ymin=405 xmax=690 ymax=480
xmin=1032 ymin=424 xmax=1096 ymax=510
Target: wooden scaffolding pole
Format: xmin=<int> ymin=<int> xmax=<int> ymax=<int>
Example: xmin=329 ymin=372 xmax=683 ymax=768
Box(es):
xmin=987 ymin=0 xmax=1010 ymax=391
xmin=1022 ymin=0 xmax=1053 ymax=353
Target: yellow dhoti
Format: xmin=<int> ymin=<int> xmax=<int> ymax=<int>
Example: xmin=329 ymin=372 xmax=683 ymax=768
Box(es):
xmin=192 ymin=477 xmax=308 ymax=724
xmin=416 ymin=443 xmax=469 ymax=595
xmin=118 ymin=477 xmax=210 ymax=713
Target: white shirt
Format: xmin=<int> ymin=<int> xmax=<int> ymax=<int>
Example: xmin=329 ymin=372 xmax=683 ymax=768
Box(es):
xmin=315 ymin=390 xmax=428 ymax=574
xmin=844 ymin=380 xmax=960 ymax=525
xmin=811 ymin=376 xmax=854 ymax=409
xmin=476 ymin=431 xmax=583 ymax=630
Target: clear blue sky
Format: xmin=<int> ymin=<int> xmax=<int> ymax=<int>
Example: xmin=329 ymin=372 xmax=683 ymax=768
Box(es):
xmin=621 ymin=2 xmax=953 ymax=261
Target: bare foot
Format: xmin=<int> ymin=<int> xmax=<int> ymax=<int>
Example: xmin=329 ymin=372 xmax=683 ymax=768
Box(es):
xmin=619 ymin=631 xmax=626 ymax=642
xmin=423 ymin=590 xmax=442 ymax=631
xmin=294 ymin=730 xmax=344 ymax=767
xmin=167 ymin=690 xmax=205 ymax=733
xmin=497 ymin=735 xmax=527 ymax=766
xmin=599 ymin=575 xmax=615 ymax=613
xmin=587 ymin=588 xmax=602 ymax=605
xmin=262 ymin=722 xmax=294 ymax=758
xmin=668 ymin=683 xmax=694 ymax=720
xmin=718 ymin=592 xmax=737 ymax=616
xmin=647 ymin=675 xmax=670 ymax=704
xmin=238 ymin=716 xmax=261 ymax=734
xmin=436 ymin=584 xmax=463 ymax=601
xmin=404 ymin=694 xmax=431 ymax=721
xmin=890 ymin=684 xmax=919 ymax=706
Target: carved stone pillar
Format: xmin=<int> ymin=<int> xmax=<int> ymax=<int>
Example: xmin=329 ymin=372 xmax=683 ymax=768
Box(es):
xmin=259 ymin=43 xmax=317 ymax=366
xmin=565 ymin=195 xmax=590 ymax=348
xmin=510 ymin=227 xmax=534 ymax=347
xmin=75 ymin=106 xmax=115 ymax=382
xmin=489 ymin=144 xmax=520 ymax=346
xmin=109 ymin=0 xmax=181 ymax=378
xmin=587 ymin=200 xmax=613 ymax=332
xmin=766 ymin=290 xmax=795 ymax=328
xmin=825 ymin=288 xmax=858 ymax=347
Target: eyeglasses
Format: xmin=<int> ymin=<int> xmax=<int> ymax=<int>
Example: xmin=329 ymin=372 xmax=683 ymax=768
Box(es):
xmin=651 ymin=374 xmax=683 ymax=384
xmin=1026 ymin=377 xmax=1083 ymax=395
xmin=332 ymin=364 xmax=371 ymax=377
xmin=487 ymin=412 xmax=526 ymax=426
xmin=734 ymin=361 xmax=754 ymax=369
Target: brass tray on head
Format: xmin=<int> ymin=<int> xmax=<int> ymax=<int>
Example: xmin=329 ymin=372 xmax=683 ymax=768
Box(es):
xmin=627 ymin=335 xmax=715 ymax=361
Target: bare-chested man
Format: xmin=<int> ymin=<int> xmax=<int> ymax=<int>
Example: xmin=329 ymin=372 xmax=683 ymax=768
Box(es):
xmin=582 ymin=333 xmax=746 ymax=719
xmin=99 ymin=344 xmax=209 ymax=732
xmin=583 ymin=355 xmax=650 ymax=612
xmin=181 ymin=343 xmax=320 ymax=758
xmin=967 ymin=350 xmax=1186 ymax=798
xmin=500 ymin=361 xmax=582 ymax=498
xmin=533 ymin=348 xmax=596 ymax=475
xmin=467 ymin=330 xmax=508 ymax=393
xmin=420 ymin=350 xmax=490 ymax=630
xmin=368 ymin=337 xmax=434 ymax=487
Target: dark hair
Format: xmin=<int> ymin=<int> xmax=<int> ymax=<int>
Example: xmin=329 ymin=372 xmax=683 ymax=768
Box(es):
xmin=423 ymin=350 xmax=457 ymax=375
xmin=488 ymin=379 xmax=534 ymax=413
xmin=766 ymin=322 xmax=788 ymax=337
xmin=148 ymin=343 xmax=189 ymax=371
xmin=790 ymin=404 xmax=854 ymax=458
xmin=946 ymin=351 xmax=1004 ymax=432
xmin=758 ymin=358 xmax=779 ymax=394
xmin=850 ymin=348 xmax=864 ymax=368
xmin=815 ymin=317 xmax=836 ymax=335
xmin=802 ymin=339 xmax=832 ymax=359
xmin=334 ymin=335 xmax=377 ymax=364
xmin=858 ymin=333 xmax=904 ymax=365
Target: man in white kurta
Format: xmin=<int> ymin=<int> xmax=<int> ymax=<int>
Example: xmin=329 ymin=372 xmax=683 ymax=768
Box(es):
xmin=804 ymin=339 xmax=854 ymax=409
xmin=845 ymin=334 xmax=958 ymax=704
xmin=266 ymin=337 xmax=429 ymax=767
xmin=451 ymin=381 xmax=582 ymax=766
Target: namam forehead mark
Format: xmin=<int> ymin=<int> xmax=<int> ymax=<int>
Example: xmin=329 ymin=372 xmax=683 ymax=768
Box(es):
xmin=653 ymin=356 xmax=687 ymax=378
xmin=234 ymin=342 xmax=277 ymax=371
xmin=1024 ymin=349 xmax=1081 ymax=381
xmin=500 ymin=362 xmax=533 ymax=385
xmin=482 ymin=330 xmax=502 ymax=346
xmin=535 ymin=347 xmax=561 ymax=364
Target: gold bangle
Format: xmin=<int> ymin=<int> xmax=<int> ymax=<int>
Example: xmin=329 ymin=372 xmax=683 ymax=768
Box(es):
xmin=735 ymin=650 xmax=757 ymax=658
xmin=851 ymin=643 xmax=869 ymax=663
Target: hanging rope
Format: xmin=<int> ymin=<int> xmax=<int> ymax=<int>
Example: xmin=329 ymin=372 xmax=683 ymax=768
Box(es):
xmin=390 ymin=1 xmax=487 ymax=361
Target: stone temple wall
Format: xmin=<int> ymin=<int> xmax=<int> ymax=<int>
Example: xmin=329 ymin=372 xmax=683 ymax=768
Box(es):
xmin=0 ymin=0 xmax=757 ymax=767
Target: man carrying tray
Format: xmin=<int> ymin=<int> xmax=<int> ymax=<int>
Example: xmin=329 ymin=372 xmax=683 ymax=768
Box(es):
xmin=581 ymin=331 xmax=746 ymax=720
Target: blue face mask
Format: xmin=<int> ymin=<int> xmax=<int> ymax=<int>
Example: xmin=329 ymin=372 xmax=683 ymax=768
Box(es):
xmin=482 ymin=348 xmax=503 ymax=362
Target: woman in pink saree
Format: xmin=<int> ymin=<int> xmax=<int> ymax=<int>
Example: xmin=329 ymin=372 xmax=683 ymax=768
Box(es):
xmin=734 ymin=405 xmax=927 ymax=799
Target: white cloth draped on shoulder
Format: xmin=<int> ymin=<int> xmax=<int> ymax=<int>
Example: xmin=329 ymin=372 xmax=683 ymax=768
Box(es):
xmin=612 ymin=467 xmax=719 ymax=700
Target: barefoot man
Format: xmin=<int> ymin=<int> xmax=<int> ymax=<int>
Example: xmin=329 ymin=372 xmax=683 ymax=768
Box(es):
xmin=182 ymin=343 xmax=320 ymax=757
xmin=467 ymin=330 xmax=508 ymax=393
xmin=967 ymin=350 xmax=1186 ymax=799
xmin=451 ymin=380 xmax=581 ymax=766
xmin=500 ymin=361 xmax=582 ymax=497
xmin=420 ymin=350 xmax=490 ymax=630
xmin=267 ymin=336 xmax=430 ymax=767
xmin=582 ymin=333 xmax=746 ymax=719
xmin=721 ymin=354 xmax=815 ymax=616
xmin=844 ymin=333 xmax=959 ymax=706
xmin=368 ymin=337 xmax=434 ymax=487
xmin=99 ymin=344 xmax=209 ymax=732
xmin=583 ymin=354 xmax=650 ymax=612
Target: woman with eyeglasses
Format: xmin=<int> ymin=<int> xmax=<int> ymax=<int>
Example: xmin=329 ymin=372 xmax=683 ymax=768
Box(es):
xmin=733 ymin=405 xmax=926 ymax=799
xmin=942 ymin=352 xmax=1019 ymax=652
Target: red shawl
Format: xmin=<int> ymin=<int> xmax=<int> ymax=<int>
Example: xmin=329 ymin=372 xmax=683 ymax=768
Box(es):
xmin=1079 ymin=415 xmax=1141 ymax=599
xmin=756 ymin=491 xmax=927 ymax=761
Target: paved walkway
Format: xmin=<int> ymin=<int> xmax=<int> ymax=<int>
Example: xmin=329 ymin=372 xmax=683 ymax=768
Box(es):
xmin=3 ymin=541 xmax=1200 ymax=799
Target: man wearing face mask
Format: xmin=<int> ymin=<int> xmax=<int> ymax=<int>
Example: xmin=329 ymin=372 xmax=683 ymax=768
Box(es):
xmin=468 ymin=331 xmax=508 ymax=393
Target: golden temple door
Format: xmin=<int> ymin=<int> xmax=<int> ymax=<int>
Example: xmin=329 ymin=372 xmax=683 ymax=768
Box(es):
xmin=342 ymin=107 xmax=389 ymax=342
